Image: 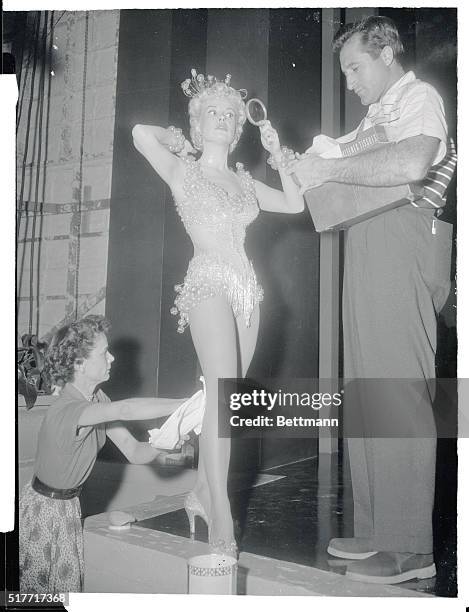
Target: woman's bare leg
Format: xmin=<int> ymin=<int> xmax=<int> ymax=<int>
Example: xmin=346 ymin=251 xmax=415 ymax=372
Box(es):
xmin=236 ymin=304 xmax=260 ymax=377
xmin=191 ymin=305 xmax=260 ymax=531
xmin=189 ymin=296 xmax=238 ymax=544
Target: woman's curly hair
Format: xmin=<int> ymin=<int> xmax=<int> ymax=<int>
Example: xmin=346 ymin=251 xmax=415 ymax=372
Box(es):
xmin=44 ymin=315 xmax=111 ymax=387
xmin=188 ymin=82 xmax=247 ymax=153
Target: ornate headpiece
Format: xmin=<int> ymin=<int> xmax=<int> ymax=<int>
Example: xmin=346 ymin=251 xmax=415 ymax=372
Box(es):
xmin=181 ymin=68 xmax=247 ymax=100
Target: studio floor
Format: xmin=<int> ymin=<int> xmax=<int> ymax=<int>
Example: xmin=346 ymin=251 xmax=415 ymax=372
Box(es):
xmin=137 ymin=445 xmax=457 ymax=597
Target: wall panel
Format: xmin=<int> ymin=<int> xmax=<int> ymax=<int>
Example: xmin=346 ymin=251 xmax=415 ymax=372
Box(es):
xmin=158 ymin=10 xmax=208 ymax=397
xmin=105 ymin=10 xmax=172 ymax=398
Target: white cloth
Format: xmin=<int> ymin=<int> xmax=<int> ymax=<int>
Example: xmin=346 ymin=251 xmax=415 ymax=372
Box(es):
xmin=305 ymin=134 xmax=342 ymax=159
xmin=302 ymin=135 xmax=343 ymax=189
xmin=148 ymin=377 xmax=206 ymax=450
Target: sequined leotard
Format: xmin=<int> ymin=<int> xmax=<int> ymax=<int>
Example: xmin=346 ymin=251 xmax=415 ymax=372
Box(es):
xmin=170 ymin=157 xmax=263 ymax=333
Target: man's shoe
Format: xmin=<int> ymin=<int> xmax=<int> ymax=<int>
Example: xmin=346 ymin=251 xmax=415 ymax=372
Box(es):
xmin=327 ymin=537 xmax=378 ymax=560
xmin=345 ymin=552 xmax=436 ymax=584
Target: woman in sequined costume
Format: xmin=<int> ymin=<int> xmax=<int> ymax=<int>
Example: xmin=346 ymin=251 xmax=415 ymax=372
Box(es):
xmin=132 ymin=71 xmax=303 ymax=555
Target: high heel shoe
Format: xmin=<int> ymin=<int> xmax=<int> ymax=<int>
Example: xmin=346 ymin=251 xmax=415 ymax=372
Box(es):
xmin=184 ymin=491 xmax=238 ymax=559
xmin=184 ymin=491 xmax=209 ymax=540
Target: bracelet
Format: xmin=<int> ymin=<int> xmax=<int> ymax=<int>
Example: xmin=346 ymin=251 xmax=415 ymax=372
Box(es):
xmin=166 ymin=126 xmax=186 ymax=154
xmin=267 ymin=146 xmax=297 ymax=171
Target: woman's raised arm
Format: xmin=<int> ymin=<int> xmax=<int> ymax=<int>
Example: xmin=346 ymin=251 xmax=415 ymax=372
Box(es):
xmin=254 ymin=121 xmax=304 ymax=214
xmin=132 ymin=124 xmax=193 ymax=188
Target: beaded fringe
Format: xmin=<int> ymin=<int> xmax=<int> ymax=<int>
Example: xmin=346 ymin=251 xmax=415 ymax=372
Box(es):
xmin=171 ymin=254 xmax=263 ymax=333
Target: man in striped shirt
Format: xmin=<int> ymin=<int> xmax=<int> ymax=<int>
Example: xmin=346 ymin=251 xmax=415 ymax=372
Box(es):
xmin=288 ymin=16 xmax=453 ymax=584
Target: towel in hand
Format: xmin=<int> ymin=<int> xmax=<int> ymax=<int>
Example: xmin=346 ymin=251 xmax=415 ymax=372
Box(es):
xmin=148 ymin=377 xmax=206 ymax=450
xmin=305 ymin=134 xmax=342 ymax=159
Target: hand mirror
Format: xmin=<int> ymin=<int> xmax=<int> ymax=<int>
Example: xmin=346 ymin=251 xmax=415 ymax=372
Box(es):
xmin=246 ymin=98 xmax=268 ymax=126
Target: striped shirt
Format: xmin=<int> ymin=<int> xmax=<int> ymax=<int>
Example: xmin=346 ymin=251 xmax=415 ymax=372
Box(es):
xmin=339 ymin=71 xmax=455 ymax=210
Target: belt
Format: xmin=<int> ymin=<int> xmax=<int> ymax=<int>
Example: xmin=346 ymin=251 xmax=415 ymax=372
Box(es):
xmin=31 ymin=476 xmax=82 ymax=500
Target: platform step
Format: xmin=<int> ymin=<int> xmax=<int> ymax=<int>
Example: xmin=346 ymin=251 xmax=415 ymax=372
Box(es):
xmin=84 ymin=505 xmax=431 ymax=597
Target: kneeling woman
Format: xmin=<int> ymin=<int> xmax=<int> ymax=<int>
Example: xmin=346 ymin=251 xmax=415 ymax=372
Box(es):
xmin=19 ymin=315 xmax=184 ymax=593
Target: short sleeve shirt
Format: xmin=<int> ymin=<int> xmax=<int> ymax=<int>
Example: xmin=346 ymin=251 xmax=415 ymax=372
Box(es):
xmin=338 ymin=71 xmax=447 ymax=165
xmin=34 ymin=383 xmax=108 ymax=489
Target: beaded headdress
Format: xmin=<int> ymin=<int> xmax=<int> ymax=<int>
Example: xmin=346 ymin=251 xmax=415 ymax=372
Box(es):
xmin=181 ymin=68 xmax=248 ymax=100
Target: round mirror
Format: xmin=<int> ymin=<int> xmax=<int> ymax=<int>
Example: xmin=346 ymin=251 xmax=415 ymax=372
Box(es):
xmin=246 ymin=98 xmax=268 ymax=126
